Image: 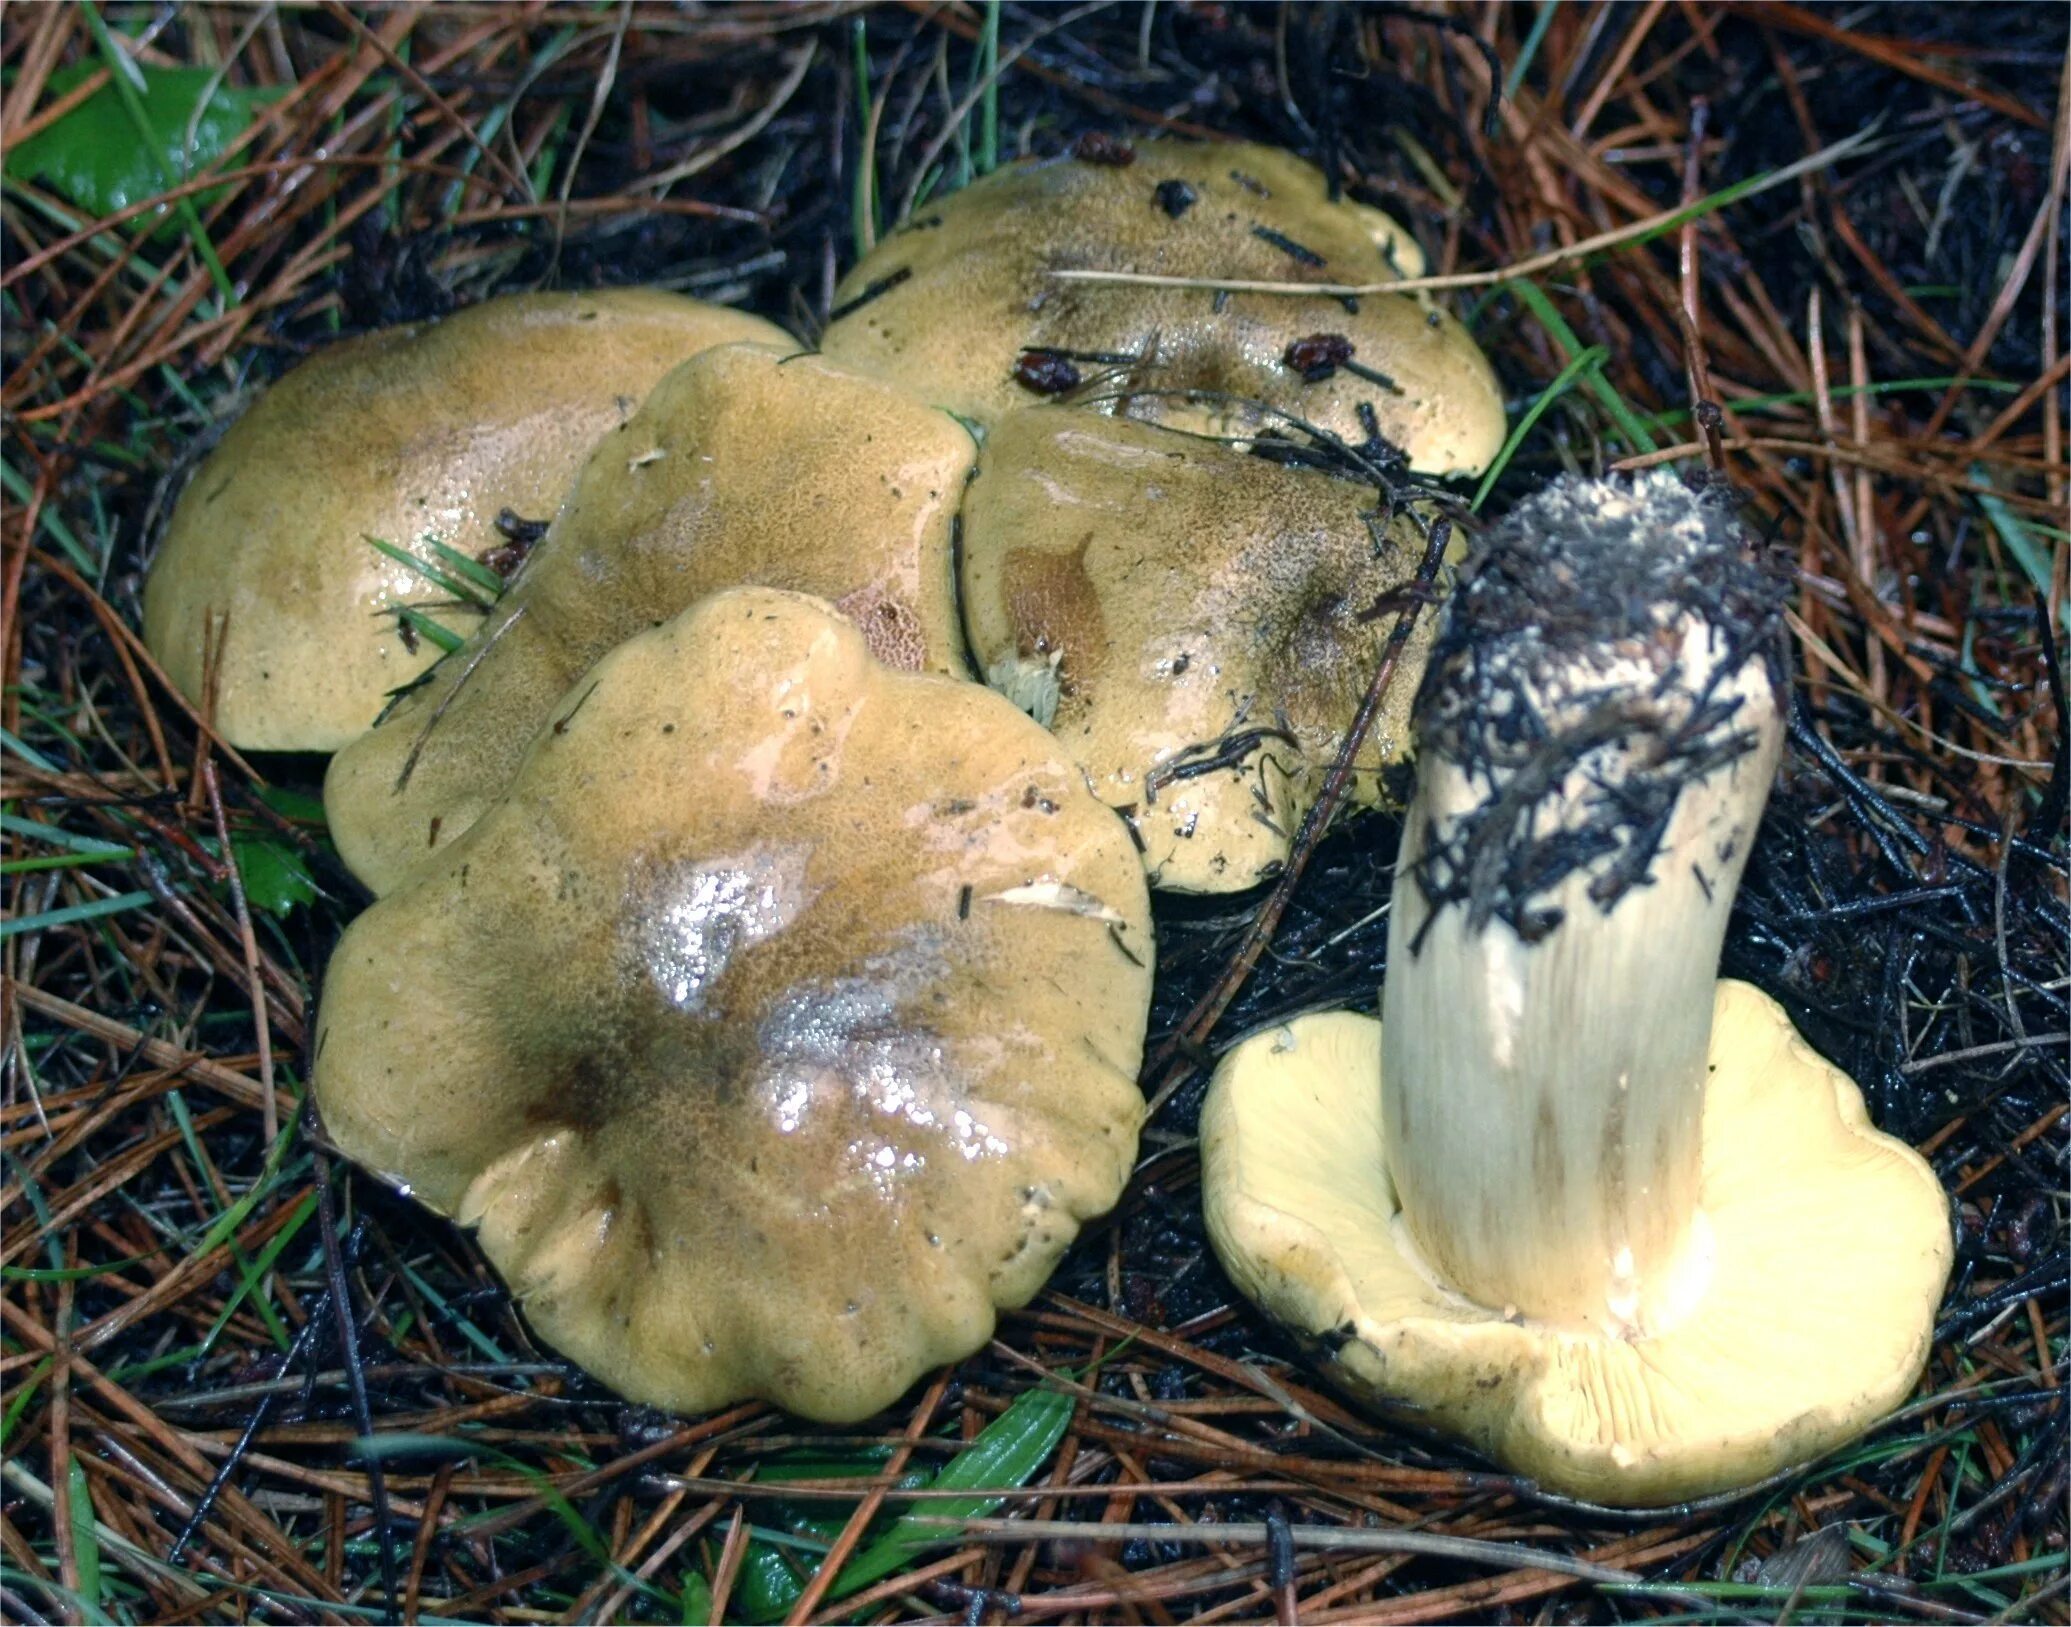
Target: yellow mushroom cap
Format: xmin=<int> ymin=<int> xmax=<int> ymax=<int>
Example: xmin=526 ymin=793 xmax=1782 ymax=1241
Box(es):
xmin=314 ymin=587 xmax=1152 ymax=1422
xmin=141 ymin=289 xmax=788 ymax=752
xmin=822 ymin=140 xmax=1504 ymax=475
xmin=324 ymin=341 xmax=977 ymax=896
xmin=1199 ymin=984 xmax=1953 ymax=1506
xmin=960 ymin=407 xmax=1444 ymax=892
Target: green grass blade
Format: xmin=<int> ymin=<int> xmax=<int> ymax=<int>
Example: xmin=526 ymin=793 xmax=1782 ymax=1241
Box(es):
xmin=1505 ymin=279 xmax=1660 ymax=454
xmin=0 ymin=807 xmax=126 ymax=848
xmin=66 ymin=1454 xmax=104 ymax=1615
xmin=197 ymin=1190 xmax=317 ymax=1355
xmin=832 ymin=1385 xmax=1075 ymax=1597
xmin=1473 ymin=344 xmax=1610 ymax=510
xmin=0 ymin=456 xmax=97 ymax=574
xmin=1 ymin=1358 xmax=54 ymax=1454
xmin=0 ymin=890 xmax=155 ymax=940
xmin=852 ymin=15 xmax=876 ymax=260
xmin=1504 ymin=1 xmax=1557 ymax=100
xmin=395 ymin=605 xmax=467 ymax=657
xmin=423 ymin=538 xmax=507 ymax=597
xmin=366 ymin=535 xmax=497 ymax=609
xmin=1639 ymin=375 xmax=2021 ymax=432
xmin=977 ymin=0 xmax=1000 ymax=175
xmin=0 ymin=850 xmax=135 ymax=876
xmin=1973 ymin=464 xmax=2062 ymax=615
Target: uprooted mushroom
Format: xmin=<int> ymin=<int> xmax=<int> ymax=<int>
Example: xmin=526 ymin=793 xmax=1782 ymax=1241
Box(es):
xmin=1199 ymin=473 xmax=1952 ymax=1504
xmin=325 ymin=341 xmax=978 ymax=895
xmin=141 ymin=289 xmax=785 ymax=752
xmin=313 ymin=587 xmax=1153 ymax=1421
xmin=960 ymin=407 xmax=1452 ymax=892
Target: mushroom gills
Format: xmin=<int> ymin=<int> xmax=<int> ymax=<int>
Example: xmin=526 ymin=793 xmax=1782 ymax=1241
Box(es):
xmin=1201 ymin=988 xmax=1952 ymax=1506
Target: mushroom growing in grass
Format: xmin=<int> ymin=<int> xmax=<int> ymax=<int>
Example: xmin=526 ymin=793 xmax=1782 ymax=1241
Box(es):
xmin=142 ymin=289 xmax=786 ymax=751
xmin=314 ymin=587 xmax=1152 ymax=1421
xmin=324 ymin=342 xmax=977 ymax=895
xmin=1200 ymin=472 xmax=1951 ymax=1504
xmin=820 ymin=140 xmax=1505 ymax=475
xmin=960 ymin=407 xmax=1449 ymax=893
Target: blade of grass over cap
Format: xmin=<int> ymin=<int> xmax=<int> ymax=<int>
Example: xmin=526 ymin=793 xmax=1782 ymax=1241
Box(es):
xmin=365 ymin=535 xmax=501 ymax=609
xmin=1047 ymin=127 xmax=1881 ymax=299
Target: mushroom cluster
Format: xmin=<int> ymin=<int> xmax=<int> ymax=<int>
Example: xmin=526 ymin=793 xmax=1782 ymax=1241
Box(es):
xmin=139 ymin=137 xmax=1503 ymax=1419
xmin=1199 ymin=474 xmax=1952 ymax=1504
xmin=140 ymin=137 xmax=1949 ymax=1487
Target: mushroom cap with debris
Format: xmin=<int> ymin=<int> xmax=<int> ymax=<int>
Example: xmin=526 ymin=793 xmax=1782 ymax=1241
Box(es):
xmin=324 ymin=341 xmax=977 ymax=895
xmin=313 ymin=587 xmax=1153 ymax=1422
xmin=821 ymin=140 xmax=1504 ymax=475
xmin=1200 ymin=987 xmax=1952 ymax=1505
xmin=141 ymin=289 xmax=787 ymax=752
xmin=960 ymin=408 xmax=1445 ymax=892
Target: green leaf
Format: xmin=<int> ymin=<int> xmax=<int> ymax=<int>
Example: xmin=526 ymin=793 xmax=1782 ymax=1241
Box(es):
xmin=230 ymin=832 xmax=318 ymax=918
xmin=6 ymin=59 xmax=280 ymax=228
xmin=733 ymin=1540 xmax=815 ymax=1624
xmin=678 ymin=1571 xmax=713 ymax=1626
xmin=258 ymin=786 xmax=329 ymax=827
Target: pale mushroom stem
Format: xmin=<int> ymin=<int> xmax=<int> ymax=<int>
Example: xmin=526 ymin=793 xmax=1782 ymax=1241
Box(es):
xmin=1380 ymin=473 xmax=1787 ymax=1338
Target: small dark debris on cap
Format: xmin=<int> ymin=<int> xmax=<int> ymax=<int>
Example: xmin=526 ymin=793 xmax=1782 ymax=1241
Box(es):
xmin=1282 ymin=333 xmax=1402 ymax=393
xmin=1153 ymin=179 xmax=1198 ymax=218
xmin=1251 ymin=225 xmax=1326 ymax=267
xmin=1014 ymin=349 xmax=1082 ymax=395
xmin=1074 ymin=131 xmax=1136 ymax=166
xmin=1283 ymin=332 xmax=1356 ymax=381
xmin=827 ymin=265 xmax=912 ymax=323
xmin=481 ymin=508 xmax=548 ymax=578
